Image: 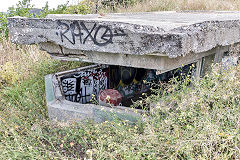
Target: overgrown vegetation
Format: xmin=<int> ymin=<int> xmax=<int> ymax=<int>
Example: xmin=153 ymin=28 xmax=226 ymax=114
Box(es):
xmin=101 ymin=0 xmax=240 ymax=13
xmin=1 ymin=0 xmax=240 ymax=159
xmin=0 ymin=0 xmax=92 ymax=38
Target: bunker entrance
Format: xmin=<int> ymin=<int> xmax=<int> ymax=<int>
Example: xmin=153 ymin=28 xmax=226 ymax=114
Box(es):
xmin=59 ymin=63 xmax=196 ymax=108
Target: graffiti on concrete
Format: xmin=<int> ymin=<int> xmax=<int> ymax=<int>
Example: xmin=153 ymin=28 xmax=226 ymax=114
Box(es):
xmin=56 ymin=20 xmax=127 ymax=46
xmin=60 ymin=65 xmax=187 ymax=105
xmin=116 ymin=70 xmax=156 ymax=98
xmin=61 ymin=68 xmax=108 ymax=104
xmin=109 ymin=66 xmax=156 ymax=98
xmin=109 ymin=66 xmax=147 ymax=87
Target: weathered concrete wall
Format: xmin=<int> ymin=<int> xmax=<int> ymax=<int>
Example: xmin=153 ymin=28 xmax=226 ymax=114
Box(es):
xmin=8 ymin=11 xmax=240 ymax=59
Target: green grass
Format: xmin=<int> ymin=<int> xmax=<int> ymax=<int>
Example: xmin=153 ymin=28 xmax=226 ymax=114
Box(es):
xmin=0 ymin=53 xmax=90 ymax=159
xmin=1 ymin=0 xmax=240 ymax=158
xmin=1 ymin=50 xmax=240 ymax=159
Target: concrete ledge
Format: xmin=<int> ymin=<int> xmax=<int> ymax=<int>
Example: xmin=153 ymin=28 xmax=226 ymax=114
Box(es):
xmin=44 ymin=42 xmax=229 ymax=72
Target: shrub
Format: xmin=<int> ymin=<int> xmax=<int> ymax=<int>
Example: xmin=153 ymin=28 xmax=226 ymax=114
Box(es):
xmin=0 ymin=0 xmax=88 ymax=38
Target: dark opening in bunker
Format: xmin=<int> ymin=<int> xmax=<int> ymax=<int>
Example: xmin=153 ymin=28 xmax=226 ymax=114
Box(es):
xmin=59 ymin=63 xmax=195 ymax=108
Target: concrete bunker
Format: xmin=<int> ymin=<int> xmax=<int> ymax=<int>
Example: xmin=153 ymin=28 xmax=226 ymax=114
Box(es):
xmin=45 ymin=62 xmax=199 ymax=122
xmin=7 ymin=11 xmax=240 ymax=122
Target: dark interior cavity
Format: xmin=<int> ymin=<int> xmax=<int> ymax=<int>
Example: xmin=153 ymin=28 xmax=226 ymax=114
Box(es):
xmin=59 ymin=64 xmax=195 ymax=108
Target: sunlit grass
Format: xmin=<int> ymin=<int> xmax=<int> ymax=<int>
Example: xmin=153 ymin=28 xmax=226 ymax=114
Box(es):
xmin=1 ymin=38 xmax=240 ymax=158
xmin=97 ymin=0 xmax=240 ymax=13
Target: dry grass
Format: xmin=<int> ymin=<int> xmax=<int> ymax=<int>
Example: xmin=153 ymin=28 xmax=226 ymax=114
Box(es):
xmin=97 ymin=0 xmax=240 ymax=13
xmin=0 ymin=38 xmax=83 ymax=87
xmin=0 ymin=38 xmax=50 ymax=86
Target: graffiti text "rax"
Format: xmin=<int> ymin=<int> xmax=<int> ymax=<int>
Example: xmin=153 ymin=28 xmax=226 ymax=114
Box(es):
xmin=56 ymin=20 xmax=127 ymax=46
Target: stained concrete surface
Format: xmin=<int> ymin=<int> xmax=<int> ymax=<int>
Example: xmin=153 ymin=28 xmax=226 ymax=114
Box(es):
xmin=8 ymin=11 xmax=240 ymax=58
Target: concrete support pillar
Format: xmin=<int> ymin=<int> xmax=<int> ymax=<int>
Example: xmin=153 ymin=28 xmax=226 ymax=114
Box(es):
xmin=214 ymin=46 xmax=229 ymax=63
xmin=195 ymin=58 xmax=204 ymax=77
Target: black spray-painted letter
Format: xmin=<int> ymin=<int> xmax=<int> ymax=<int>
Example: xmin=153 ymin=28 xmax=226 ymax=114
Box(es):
xmin=56 ymin=20 xmax=127 ymax=47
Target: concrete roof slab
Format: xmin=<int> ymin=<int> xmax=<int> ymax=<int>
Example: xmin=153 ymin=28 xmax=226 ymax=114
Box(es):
xmin=7 ymin=11 xmax=240 ymax=58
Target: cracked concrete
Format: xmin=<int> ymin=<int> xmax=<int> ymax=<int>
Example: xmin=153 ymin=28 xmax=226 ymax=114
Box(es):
xmin=8 ymin=11 xmax=240 ymax=59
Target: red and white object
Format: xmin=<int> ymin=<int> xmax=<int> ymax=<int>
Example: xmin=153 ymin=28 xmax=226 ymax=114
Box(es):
xmin=99 ymin=89 xmax=122 ymax=107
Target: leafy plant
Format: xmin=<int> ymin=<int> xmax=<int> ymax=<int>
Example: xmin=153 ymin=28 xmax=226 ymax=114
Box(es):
xmin=7 ymin=0 xmax=34 ymax=17
xmin=0 ymin=0 xmax=93 ymax=39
